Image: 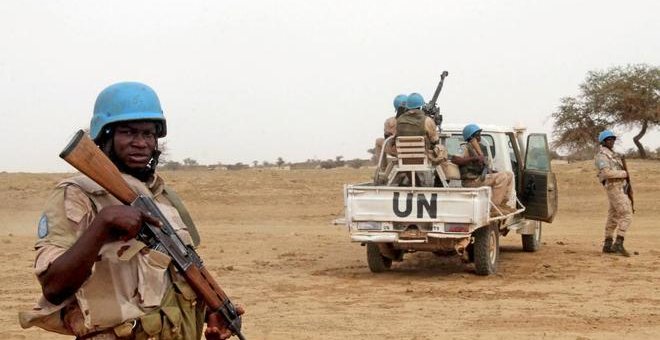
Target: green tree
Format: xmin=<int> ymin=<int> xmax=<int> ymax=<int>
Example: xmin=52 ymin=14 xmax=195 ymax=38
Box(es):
xmin=553 ymin=64 xmax=659 ymax=158
xmin=551 ymin=97 xmax=611 ymax=155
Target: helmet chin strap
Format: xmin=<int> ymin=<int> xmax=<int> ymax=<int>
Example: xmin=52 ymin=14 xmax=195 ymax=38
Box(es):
xmin=110 ymin=147 xmax=160 ymax=183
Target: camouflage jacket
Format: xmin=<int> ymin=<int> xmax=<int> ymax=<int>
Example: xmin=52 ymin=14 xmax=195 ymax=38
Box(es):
xmin=594 ymin=145 xmax=628 ymax=183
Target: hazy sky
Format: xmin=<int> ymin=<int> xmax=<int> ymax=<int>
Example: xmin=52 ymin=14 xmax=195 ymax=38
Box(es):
xmin=1 ymin=0 xmax=658 ymax=172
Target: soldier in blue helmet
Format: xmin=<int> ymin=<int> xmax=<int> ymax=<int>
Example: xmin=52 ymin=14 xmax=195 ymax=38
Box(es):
xmin=374 ymin=94 xmax=409 ymax=159
xmin=594 ymin=130 xmax=633 ymax=256
xmin=395 ymin=93 xmax=440 ymax=147
xmin=20 ymin=82 xmax=243 ymax=339
xmin=90 ymin=82 xmax=168 ymax=182
xmin=393 ymin=92 xmax=447 ymax=186
xmin=451 ymin=124 xmax=515 ymax=216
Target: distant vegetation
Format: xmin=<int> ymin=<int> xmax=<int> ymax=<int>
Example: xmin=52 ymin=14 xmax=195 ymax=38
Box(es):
xmin=159 ymin=155 xmax=370 ymax=171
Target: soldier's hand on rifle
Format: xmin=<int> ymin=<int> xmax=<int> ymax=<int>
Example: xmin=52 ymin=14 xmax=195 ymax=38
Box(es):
xmin=96 ymin=206 xmax=162 ymax=242
xmin=473 ymin=155 xmax=485 ymax=165
xmin=205 ymin=306 xmax=246 ymax=340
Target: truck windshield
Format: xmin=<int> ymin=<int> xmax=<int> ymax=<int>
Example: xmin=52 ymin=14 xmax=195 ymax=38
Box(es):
xmin=446 ymin=134 xmax=496 ymax=157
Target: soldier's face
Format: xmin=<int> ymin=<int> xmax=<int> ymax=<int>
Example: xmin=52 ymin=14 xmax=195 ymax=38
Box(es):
xmin=604 ymin=137 xmax=616 ymax=149
xmin=113 ymin=121 xmax=158 ymax=170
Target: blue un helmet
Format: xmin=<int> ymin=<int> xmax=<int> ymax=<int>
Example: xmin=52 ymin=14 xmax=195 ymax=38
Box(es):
xmin=462 ymin=123 xmax=482 ymax=141
xmin=90 ymin=82 xmax=167 ymax=141
xmin=393 ymin=94 xmax=408 ymax=110
xmin=598 ymin=129 xmax=616 ymax=143
xmin=405 ymin=92 xmax=425 ymax=109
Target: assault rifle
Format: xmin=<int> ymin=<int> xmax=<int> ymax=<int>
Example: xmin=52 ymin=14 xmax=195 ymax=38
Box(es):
xmin=422 ymin=71 xmax=449 ymax=131
xmin=621 ymin=156 xmax=635 ymax=213
xmin=59 ymin=130 xmax=245 ymax=340
xmin=469 ymin=137 xmax=491 ymax=179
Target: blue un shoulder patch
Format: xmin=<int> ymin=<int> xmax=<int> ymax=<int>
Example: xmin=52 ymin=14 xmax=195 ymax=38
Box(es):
xmin=38 ymin=214 xmax=49 ymax=238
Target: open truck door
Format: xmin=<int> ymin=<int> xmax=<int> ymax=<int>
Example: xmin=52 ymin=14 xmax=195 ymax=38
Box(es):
xmin=522 ymin=134 xmax=558 ymax=222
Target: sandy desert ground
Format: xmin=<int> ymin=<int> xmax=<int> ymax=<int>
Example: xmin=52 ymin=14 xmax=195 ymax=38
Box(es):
xmin=1 ymin=160 xmax=659 ymax=339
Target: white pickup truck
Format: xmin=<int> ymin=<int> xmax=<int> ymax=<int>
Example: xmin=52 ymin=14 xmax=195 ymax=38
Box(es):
xmin=343 ymin=124 xmax=558 ymax=275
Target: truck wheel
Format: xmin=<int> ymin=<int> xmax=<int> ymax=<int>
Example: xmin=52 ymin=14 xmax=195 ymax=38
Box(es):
xmin=473 ymin=225 xmax=499 ymax=275
xmin=367 ymin=243 xmax=392 ymax=273
xmin=522 ymin=221 xmax=542 ymax=252
xmin=466 ymin=244 xmax=475 ymax=263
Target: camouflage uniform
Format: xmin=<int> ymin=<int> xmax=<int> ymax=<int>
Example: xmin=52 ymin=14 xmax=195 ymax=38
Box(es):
xmin=460 ymin=143 xmax=514 ymax=210
xmin=395 ymin=109 xmax=439 ymax=146
xmin=594 ymin=145 xmax=632 ymax=239
xmin=19 ymin=173 xmax=205 ymax=339
xmin=374 ymin=116 xmax=398 ymax=157
xmin=393 ymin=109 xmax=445 ymax=186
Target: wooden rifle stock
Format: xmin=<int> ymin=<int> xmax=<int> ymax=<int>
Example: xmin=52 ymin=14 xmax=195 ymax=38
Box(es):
xmin=621 ymin=156 xmax=635 ymax=213
xmin=469 ymin=138 xmax=490 ymax=177
xmin=59 ymin=130 xmax=245 ymax=339
xmin=59 ymin=130 xmax=137 ymax=204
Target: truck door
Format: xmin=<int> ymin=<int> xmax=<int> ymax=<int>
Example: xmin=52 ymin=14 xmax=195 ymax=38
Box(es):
xmin=522 ymin=134 xmax=558 ymax=222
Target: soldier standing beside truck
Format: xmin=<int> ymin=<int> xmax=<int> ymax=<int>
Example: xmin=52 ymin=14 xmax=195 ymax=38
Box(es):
xmin=594 ymin=130 xmax=633 ymax=257
xmin=451 ymin=124 xmax=515 ymax=216
xmin=19 ymin=82 xmax=243 ymax=339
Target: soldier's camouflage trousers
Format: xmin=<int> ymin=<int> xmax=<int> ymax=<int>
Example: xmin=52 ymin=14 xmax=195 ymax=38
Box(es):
xmin=604 ymin=180 xmax=632 ymax=238
xmin=463 ymin=171 xmax=514 ymax=208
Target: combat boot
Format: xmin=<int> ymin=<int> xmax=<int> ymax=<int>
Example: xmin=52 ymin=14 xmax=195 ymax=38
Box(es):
xmin=602 ymin=237 xmax=614 ymax=253
xmin=611 ymin=236 xmax=631 ymax=257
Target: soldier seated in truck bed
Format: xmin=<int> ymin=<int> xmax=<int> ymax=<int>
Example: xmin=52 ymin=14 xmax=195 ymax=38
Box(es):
xmin=393 ymin=92 xmax=454 ymax=187
xmin=451 ymin=124 xmax=516 ymax=215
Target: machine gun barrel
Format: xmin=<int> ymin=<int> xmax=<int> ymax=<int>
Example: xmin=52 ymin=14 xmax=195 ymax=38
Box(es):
xmin=428 ymin=71 xmax=449 ymax=108
xmin=423 ymin=71 xmax=449 ymax=131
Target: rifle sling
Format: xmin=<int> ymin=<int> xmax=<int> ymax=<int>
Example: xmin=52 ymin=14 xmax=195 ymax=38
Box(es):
xmin=163 ymin=186 xmax=201 ymax=247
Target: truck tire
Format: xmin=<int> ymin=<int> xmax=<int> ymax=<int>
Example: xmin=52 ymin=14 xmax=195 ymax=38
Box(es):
xmin=466 ymin=244 xmax=475 ymax=263
xmin=473 ymin=225 xmax=499 ymax=276
xmin=522 ymin=221 xmax=542 ymax=252
xmin=367 ymin=243 xmax=392 ymax=273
